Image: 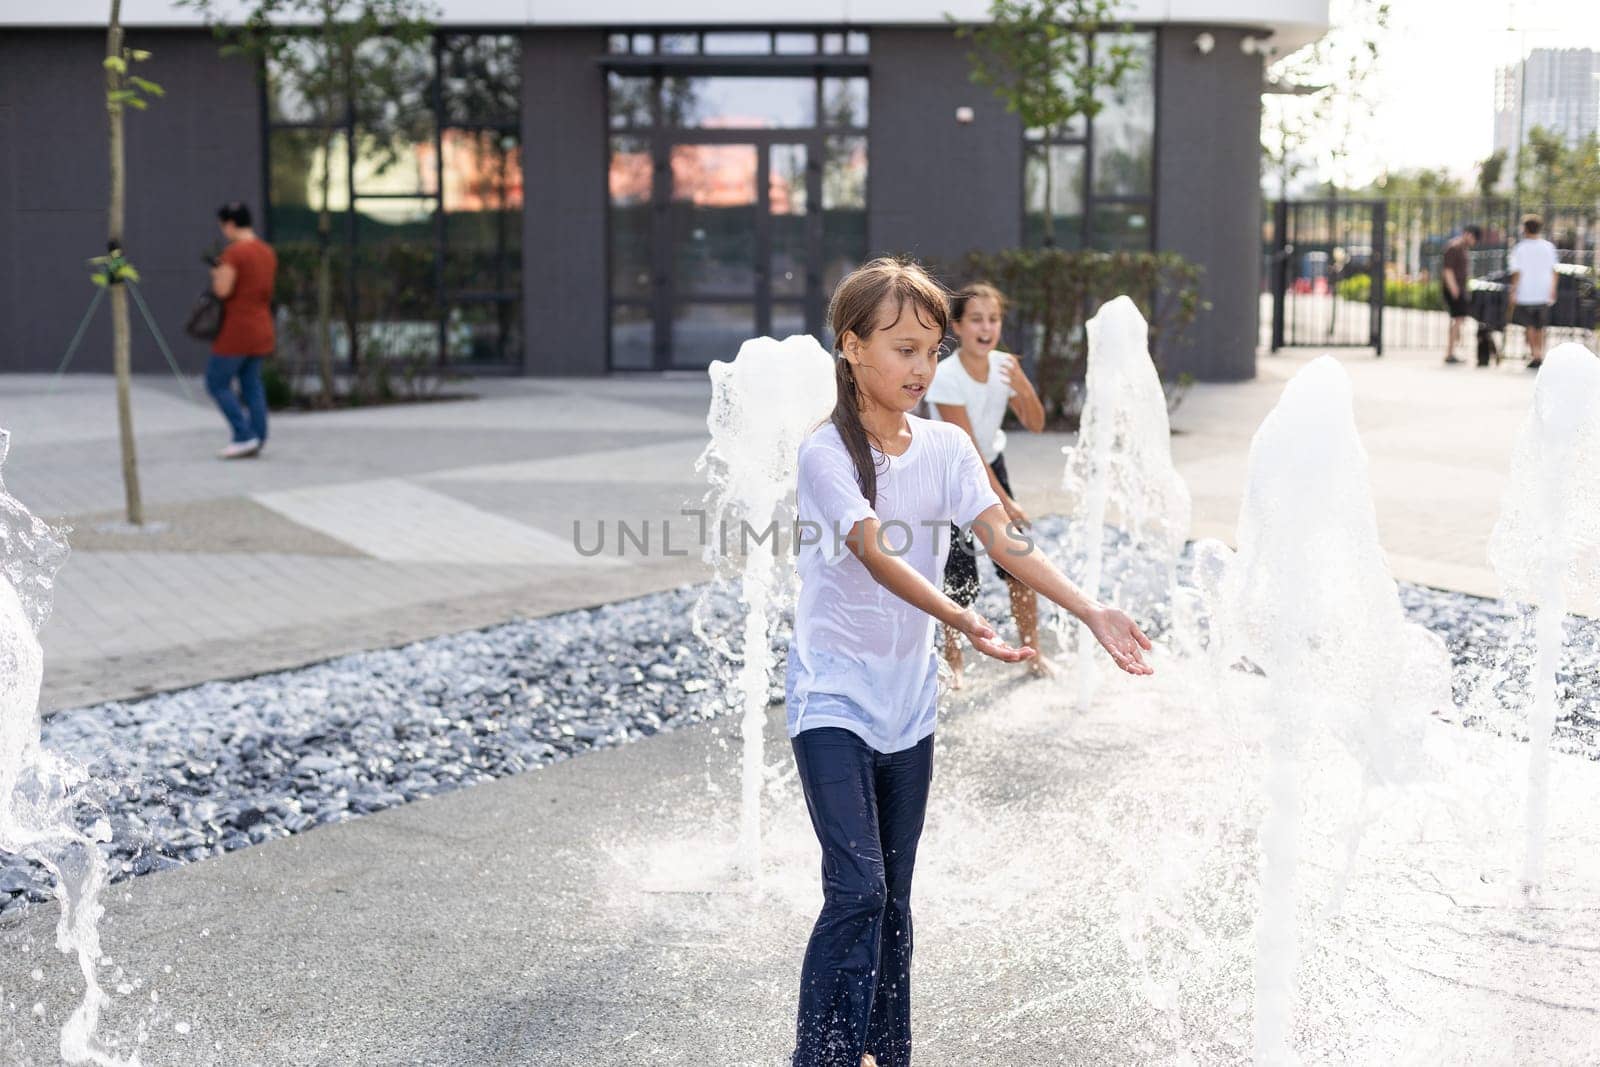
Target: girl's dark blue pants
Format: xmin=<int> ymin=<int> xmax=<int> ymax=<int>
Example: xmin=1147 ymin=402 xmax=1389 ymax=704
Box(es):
xmin=790 ymin=727 xmax=934 ymax=1067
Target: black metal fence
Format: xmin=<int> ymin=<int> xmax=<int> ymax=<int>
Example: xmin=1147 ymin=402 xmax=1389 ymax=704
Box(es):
xmin=1264 ymin=197 xmax=1599 ymax=360
xmin=1264 ymin=198 xmax=1386 ymax=352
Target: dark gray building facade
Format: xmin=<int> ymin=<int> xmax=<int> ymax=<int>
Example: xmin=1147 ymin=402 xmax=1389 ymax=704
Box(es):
xmin=1 ymin=14 xmax=1316 ymax=382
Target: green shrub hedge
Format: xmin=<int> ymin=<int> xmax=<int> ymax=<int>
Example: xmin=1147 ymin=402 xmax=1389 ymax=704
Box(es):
xmin=1335 ymin=275 xmax=1446 ymax=312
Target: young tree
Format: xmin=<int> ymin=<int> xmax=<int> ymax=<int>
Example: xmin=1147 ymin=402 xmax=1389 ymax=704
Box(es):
xmin=1518 ymin=130 xmax=1600 ymax=251
xmin=183 ymin=0 xmax=436 ymax=406
xmin=99 ymin=0 xmax=165 ymax=525
xmin=1262 ymin=106 xmax=1314 ymax=199
xmin=1261 ymin=0 xmax=1390 ymax=195
xmin=1525 ymin=126 xmax=1565 ymax=212
xmin=953 ymin=0 xmax=1145 ymax=422
xmin=1476 ymin=149 xmax=1506 ymax=200
xmin=1560 ymin=134 xmax=1600 ymax=216
xmin=958 ymin=0 xmax=1139 ymax=245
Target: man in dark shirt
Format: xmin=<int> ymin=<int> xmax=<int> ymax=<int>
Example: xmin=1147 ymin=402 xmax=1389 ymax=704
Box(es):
xmin=1440 ymin=224 xmax=1480 ymax=365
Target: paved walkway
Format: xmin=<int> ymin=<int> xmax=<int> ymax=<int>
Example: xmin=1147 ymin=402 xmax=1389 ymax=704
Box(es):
xmin=0 ymin=342 xmax=1561 ymax=711
xmin=5 ymin=658 xmax=1597 ymax=1063
xmin=4 ymin=375 xmax=717 ymax=710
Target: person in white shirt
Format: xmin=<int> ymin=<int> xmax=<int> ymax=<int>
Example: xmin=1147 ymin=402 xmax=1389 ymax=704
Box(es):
xmin=787 ymin=258 xmax=1152 ymax=1067
xmin=1508 ymin=213 xmax=1561 ymax=370
xmin=925 ymin=283 xmax=1050 ymax=688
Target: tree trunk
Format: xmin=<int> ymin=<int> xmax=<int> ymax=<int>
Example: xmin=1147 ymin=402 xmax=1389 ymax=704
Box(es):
xmin=312 ymin=17 xmax=337 ymax=407
xmin=1042 ymin=141 xmax=1055 ymax=246
xmin=1040 ymin=268 xmax=1060 ymax=420
xmin=107 ymin=0 xmax=143 ymax=526
xmin=315 ymin=126 xmax=336 ymax=406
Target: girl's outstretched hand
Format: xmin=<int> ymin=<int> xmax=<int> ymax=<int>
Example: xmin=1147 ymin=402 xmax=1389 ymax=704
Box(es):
xmin=1087 ymin=605 xmax=1155 ymax=675
xmin=956 ymin=609 xmax=1036 ymax=664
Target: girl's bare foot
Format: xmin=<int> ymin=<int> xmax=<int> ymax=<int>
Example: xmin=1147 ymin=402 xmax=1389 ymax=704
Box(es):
xmin=861 ymin=1055 xmax=879 ymax=1067
xmin=1026 ymin=651 xmax=1057 ymax=678
xmin=950 ymin=661 xmax=965 ymax=690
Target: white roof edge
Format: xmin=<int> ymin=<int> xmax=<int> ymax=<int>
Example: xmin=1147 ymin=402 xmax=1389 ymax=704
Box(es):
xmin=3 ymin=0 xmax=1329 ymax=54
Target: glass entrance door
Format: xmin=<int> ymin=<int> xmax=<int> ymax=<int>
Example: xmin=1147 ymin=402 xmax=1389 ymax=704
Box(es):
xmin=605 ymin=68 xmax=869 ymax=371
xmin=662 ymin=138 xmax=815 ymax=369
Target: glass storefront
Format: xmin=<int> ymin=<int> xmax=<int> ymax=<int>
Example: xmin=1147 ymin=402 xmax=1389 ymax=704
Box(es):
xmin=605 ymin=33 xmax=870 ymax=370
xmin=265 ymin=34 xmax=523 ymax=370
xmin=263 ymin=27 xmax=1153 ymax=375
xmin=1024 ymin=32 xmax=1156 ymax=250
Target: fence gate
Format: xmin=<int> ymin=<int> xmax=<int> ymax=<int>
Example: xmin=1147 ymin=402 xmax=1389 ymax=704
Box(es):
xmin=1268 ymin=199 xmax=1387 ymax=355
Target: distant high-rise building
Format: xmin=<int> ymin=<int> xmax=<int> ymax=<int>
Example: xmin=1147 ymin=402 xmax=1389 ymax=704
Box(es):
xmin=1494 ymin=48 xmax=1600 ymax=183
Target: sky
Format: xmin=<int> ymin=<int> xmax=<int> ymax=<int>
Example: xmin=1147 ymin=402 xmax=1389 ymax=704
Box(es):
xmin=1292 ymin=0 xmax=1600 ymax=186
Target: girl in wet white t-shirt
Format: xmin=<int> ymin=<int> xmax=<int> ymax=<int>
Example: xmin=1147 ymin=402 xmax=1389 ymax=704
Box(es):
xmin=784 ymin=257 xmax=1152 ymax=1067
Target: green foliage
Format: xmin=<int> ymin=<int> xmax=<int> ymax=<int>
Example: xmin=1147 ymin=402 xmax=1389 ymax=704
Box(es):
xmin=1374 ymin=167 xmax=1464 ymax=200
xmin=955 ymin=248 xmax=1206 ymax=420
xmin=269 ymin=238 xmax=450 ymax=404
xmin=1261 ymin=0 xmax=1390 ymax=195
xmin=1521 ymin=127 xmax=1600 ymax=211
xmin=104 ymin=42 xmax=163 ymax=114
xmin=1477 ymin=150 xmax=1506 ymax=199
xmin=957 ymin=0 xmax=1137 ymax=243
xmin=182 ymin=0 xmax=437 ymax=138
xmin=87 ymin=250 xmax=140 ymax=286
xmin=1262 ymin=104 xmax=1313 ymax=199
xmin=957 ymin=0 xmax=1136 ymax=135
xmin=1334 ymin=275 xmax=1444 ymax=312
xmin=260 ymin=359 xmax=295 ymax=409
xmin=99 ymin=35 xmax=162 ymax=288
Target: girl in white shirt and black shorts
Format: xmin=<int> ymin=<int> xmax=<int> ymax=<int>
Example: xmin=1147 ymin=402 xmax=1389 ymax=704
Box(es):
xmin=787 ymin=259 xmax=1152 ymax=1067
xmin=925 ymin=283 xmax=1049 ymax=687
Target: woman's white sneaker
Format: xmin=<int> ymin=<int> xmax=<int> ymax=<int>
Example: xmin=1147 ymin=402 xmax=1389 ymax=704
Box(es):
xmin=219 ymin=438 xmax=261 ymax=459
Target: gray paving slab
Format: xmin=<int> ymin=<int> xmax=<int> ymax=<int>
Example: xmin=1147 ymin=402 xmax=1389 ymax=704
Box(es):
xmin=11 ymin=423 xmax=699 ymax=519
xmin=39 ymin=557 xmax=706 ymax=712
xmin=62 ymin=498 xmax=362 ymax=556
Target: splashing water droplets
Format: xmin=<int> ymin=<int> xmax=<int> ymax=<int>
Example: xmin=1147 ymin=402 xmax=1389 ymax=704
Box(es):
xmin=1201 ymin=357 xmax=1450 ymax=1063
xmin=1487 ymin=342 xmax=1600 ymax=891
xmin=1060 ymin=297 xmax=1191 ymax=701
xmin=0 ymin=429 xmax=140 ymax=1065
xmin=694 ymin=335 xmax=835 ymax=879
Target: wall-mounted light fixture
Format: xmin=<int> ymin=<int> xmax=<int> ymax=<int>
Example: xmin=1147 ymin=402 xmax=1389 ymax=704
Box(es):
xmin=1241 ymin=34 xmax=1276 ymax=57
xmin=955 ymin=106 xmax=975 ymax=124
xmin=1193 ymin=32 xmax=1215 ymax=55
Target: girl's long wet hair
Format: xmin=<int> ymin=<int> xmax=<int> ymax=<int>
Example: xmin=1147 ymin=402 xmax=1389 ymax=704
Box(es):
xmin=950 ymin=281 xmax=1007 ymax=323
xmin=826 ymin=257 xmax=950 ymax=507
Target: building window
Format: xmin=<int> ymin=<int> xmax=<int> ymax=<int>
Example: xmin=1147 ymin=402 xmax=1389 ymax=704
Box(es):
xmin=605 ymin=38 xmax=869 ymax=371
xmin=606 ymin=29 xmax=870 ymax=56
xmin=1024 ymin=31 xmax=1155 ymax=250
xmin=265 ymin=33 xmax=523 ymax=370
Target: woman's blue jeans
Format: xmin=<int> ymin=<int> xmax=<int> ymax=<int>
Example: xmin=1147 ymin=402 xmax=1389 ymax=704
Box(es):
xmin=205 ymin=355 xmax=268 ymax=444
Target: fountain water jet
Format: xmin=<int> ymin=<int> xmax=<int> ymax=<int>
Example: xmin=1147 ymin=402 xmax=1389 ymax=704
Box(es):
xmin=695 ymin=336 xmax=835 ymax=878
xmin=1200 ymin=357 xmax=1449 ymax=1064
xmin=1060 ymin=296 xmax=1190 ymax=706
xmin=1486 ymin=341 xmax=1600 ymax=892
xmin=0 ymin=430 xmax=134 ymax=1066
